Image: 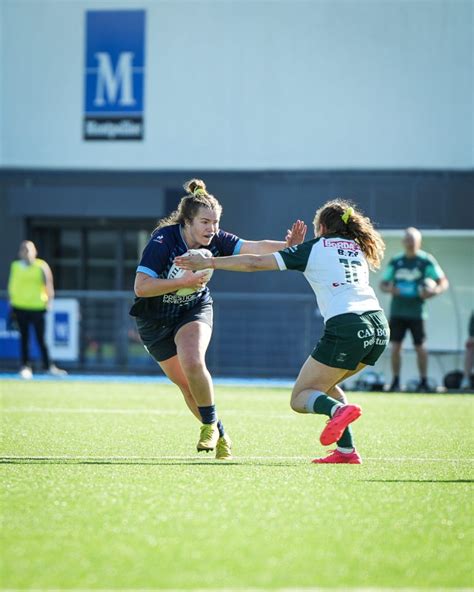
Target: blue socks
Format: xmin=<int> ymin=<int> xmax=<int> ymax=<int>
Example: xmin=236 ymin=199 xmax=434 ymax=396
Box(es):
xmin=198 ymin=405 xmax=225 ymax=437
xmin=198 ymin=404 xmax=217 ymax=424
xmin=217 ymin=420 xmax=225 ymax=438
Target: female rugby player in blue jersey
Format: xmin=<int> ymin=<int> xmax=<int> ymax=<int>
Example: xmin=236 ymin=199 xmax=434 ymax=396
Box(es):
xmin=176 ymin=199 xmax=388 ymax=464
xmin=130 ymin=179 xmax=306 ymax=460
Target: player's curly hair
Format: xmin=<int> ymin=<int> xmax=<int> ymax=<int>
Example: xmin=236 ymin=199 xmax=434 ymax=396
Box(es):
xmin=313 ymin=199 xmax=385 ymax=270
xmin=153 ymin=179 xmax=223 ymax=233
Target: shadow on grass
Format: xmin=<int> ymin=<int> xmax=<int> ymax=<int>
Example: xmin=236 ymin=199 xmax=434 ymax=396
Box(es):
xmin=3 ymin=459 xmax=473 ymax=478
xmin=362 ymin=479 xmax=473 ymax=483
xmin=0 ymin=457 xmax=300 ymax=467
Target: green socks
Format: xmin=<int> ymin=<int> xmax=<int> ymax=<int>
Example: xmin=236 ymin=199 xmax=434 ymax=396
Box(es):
xmin=337 ymin=425 xmax=354 ymax=450
xmin=311 ymin=393 xmax=342 ymax=417
xmin=306 ymin=391 xmax=354 ymax=451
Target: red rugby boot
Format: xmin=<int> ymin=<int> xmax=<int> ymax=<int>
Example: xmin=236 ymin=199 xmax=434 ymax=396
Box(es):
xmin=319 ymin=404 xmax=362 ymax=446
xmin=312 ymin=449 xmax=362 ymax=464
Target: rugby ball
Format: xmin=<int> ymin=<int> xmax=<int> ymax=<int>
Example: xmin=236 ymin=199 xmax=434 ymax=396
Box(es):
xmin=168 ymin=249 xmax=214 ymax=296
xmin=418 ymin=277 xmax=437 ymax=296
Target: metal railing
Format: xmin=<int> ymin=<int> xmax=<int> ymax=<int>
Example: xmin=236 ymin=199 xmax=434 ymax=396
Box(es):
xmin=1 ymin=289 xmax=467 ymax=385
xmin=1 ymin=290 xmax=323 ymax=377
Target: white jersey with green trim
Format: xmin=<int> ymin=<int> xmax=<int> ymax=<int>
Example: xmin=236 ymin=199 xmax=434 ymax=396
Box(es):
xmin=273 ymin=235 xmax=381 ymax=323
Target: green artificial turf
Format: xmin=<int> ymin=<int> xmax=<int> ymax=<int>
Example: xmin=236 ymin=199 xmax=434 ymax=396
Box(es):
xmin=1 ymin=380 xmax=473 ymax=590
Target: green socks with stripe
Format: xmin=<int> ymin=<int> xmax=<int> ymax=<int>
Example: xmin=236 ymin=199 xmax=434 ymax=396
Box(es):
xmin=308 ymin=392 xmax=342 ymax=417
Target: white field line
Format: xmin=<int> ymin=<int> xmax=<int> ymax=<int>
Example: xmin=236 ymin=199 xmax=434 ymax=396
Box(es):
xmin=3 ymin=407 xmax=192 ymax=415
xmin=3 ymin=402 xmax=473 ymax=419
xmin=2 ymin=394 xmax=473 ymax=406
xmin=1 ymin=454 xmax=473 ymax=463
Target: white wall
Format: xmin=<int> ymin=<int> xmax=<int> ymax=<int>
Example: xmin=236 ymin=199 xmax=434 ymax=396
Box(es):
xmin=1 ymin=0 xmax=473 ymax=170
xmin=0 ymin=0 xmax=4 ymax=165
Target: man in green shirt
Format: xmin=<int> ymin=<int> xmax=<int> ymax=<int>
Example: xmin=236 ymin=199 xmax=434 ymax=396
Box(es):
xmin=380 ymin=227 xmax=449 ymax=392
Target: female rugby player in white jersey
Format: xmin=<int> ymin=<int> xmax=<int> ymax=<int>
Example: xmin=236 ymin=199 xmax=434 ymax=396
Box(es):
xmin=176 ymin=199 xmax=389 ymax=464
xmin=130 ymin=179 xmax=306 ymax=460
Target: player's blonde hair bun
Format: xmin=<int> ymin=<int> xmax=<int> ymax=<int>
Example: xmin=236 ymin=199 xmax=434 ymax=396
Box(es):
xmin=153 ymin=178 xmax=222 ymax=232
xmin=183 ymin=179 xmax=207 ymax=196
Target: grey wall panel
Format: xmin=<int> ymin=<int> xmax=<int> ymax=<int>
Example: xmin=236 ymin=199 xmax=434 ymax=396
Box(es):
xmin=444 ymin=176 xmax=474 ymax=229
xmin=1 ymin=169 xmax=473 ymax=289
xmin=7 ymin=186 xmax=164 ymax=218
xmin=372 ymin=181 xmax=417 ymax=229
xmin=0 ymin=194 xmax=26 ymax=285
xmin=413 ymin=178 xmax=449 ymax=229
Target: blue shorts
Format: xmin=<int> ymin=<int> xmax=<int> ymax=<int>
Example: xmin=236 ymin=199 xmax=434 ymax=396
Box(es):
xmin=136 ymin=303 xmax=213 ymax=362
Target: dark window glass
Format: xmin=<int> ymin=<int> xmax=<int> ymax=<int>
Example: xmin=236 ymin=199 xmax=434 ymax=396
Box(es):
xmin=55 ymin=263 xmax=80 ymax=290
xmin=124 ymin=230 xmax=140 ymax=261
xmin=85 ymin=265 xmax=116 ymax=290
xmin=124 ymin=264 xmax=138 ymax=291
xmin=85 ymin=230 xmax=117 ymax=289
xmin=27 ymin=220 xmax=152 ymax=291
xmin=86 ymin=230 xmax=116 ymax=260
xmin=124 ymin=230 xmax=149 ymax=290
xmin=59 ymin=230 xmax=81 ymax=259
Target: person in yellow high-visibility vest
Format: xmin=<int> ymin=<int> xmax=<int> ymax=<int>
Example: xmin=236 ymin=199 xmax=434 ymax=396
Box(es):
xmin=7 ymin=240 xmax=67 ymax=379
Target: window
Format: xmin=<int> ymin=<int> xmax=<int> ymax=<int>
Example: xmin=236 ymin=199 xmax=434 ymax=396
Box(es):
xmin=28 ymin=219 xmax=150 ymax=290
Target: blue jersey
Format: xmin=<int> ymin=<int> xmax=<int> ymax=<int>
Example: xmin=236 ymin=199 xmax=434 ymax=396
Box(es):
xmin=129 ymin=224 xmax=243 ymax=322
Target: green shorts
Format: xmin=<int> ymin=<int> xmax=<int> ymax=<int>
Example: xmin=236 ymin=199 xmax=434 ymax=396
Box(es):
xmin=312 ymin=310 xmax=390 ymax=370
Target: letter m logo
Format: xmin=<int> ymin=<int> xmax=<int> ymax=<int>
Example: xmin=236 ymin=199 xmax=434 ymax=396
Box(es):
xmin=94 ymin=52 xmax=136 ymax=107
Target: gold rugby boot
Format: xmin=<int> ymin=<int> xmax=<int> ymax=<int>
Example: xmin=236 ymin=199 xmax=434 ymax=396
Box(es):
xmin=215 ymin=433 xmax=233 ymax=460
xmin=197 ymin=422 xmax=219 ymax=452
